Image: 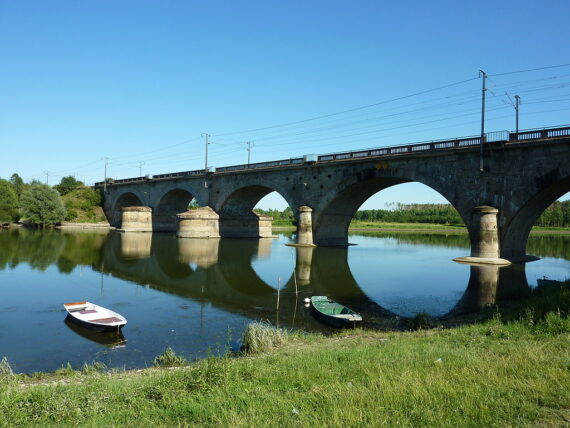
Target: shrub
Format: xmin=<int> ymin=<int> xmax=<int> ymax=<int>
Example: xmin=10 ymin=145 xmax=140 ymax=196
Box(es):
xmin=153 ymin=348 xmax=187 ymax=367
xmin=241 ymin=322 xmax=287 ymax=354
xmin=20 ymin=183 xmax=66 ymax=226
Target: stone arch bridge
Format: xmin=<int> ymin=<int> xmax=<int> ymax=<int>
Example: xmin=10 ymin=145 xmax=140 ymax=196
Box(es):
xmin=97 ymin=125 xmax=570 ymax=263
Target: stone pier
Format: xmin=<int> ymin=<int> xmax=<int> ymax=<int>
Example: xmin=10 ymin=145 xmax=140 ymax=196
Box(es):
xmin=296 ymin=206 xmax=316 ymax=247
xmin=118 ymin=206 xmax=153 ymax=232
xmin=176 ymin=207 xmax=220 ymax=238
xmin=219 ymin=211 xmax=274 ymax=238
xmin=454 ymin=206 xmax=510 ymax=265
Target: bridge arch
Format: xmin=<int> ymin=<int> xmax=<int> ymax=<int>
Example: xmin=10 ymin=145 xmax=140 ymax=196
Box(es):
xmin=313 ymin=176 xmax=466 ymax=246
xmin=501 ymin=175 xmax=570 ymax=260
xmin=110 ymin=190 xmax=146 ymax=228
xmin=216 ymin=184 xmax=298 ymax=238
xmin=152 ymin=188 xmax=196 ymax=232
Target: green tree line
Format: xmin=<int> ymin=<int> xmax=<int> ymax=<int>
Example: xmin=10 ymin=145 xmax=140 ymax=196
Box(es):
xmin=0 ymin=174 xmax=104 ymax=226
xmin=257 ymin=201 xmax=570 ymax=228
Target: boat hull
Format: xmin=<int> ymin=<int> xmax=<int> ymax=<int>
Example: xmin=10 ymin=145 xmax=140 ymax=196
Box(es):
xmin=310 ymin=296 xmax=362 ymax=328
xmin=311 ymin=307 xmax=361 ymax=328
xmin=66 ymin=314 xmax=126 ymax=332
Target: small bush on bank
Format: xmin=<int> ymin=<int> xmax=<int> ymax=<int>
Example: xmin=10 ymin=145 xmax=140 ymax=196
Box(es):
xmin=153 ymin=348 xmax=187 ymax=367
xmin=0 ymin=357 xmax=14 ymax=384
xmin=407 ymin=312 xmax=435 ymax=330
xmin=241 ymin=321 xmax=287 ymax=354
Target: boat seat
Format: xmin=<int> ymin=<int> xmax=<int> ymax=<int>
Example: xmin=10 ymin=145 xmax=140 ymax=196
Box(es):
xmin=90 ymin=317 xmax=122 ymax=324
xmin=79 ymin=309 xmax=98 ymax=314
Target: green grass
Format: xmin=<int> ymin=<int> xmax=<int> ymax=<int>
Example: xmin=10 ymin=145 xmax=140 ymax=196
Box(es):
xmin=1 ymin=306 xmax=569 ymax=427
xmin=273 ymin=220 xmax=570 ymax=234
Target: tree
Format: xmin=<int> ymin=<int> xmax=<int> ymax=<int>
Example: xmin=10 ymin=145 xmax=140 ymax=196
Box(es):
xmin=0 ymin=179 xmax=19 ymax=223
xmin=62 ymin=187 xmax=103 ymax=222
xmin=20 ymin=183 xmax=66 ymax=226
xmin=54 ymin=176 xmax=83 ymax=196
xmin=9 ymin=173 xmax=25 ymax=200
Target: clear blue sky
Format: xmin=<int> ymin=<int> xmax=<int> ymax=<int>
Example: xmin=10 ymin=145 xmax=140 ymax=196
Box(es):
xmin=1 ymin=1 xmax=569 ymax=209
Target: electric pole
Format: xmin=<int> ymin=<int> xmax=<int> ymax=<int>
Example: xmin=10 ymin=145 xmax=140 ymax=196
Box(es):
xmin=515 ymin=95 xmax=521 ymax=134
xmin=505 ymin=93 xmax=521 ymax=134
xmin=202 ymin=133 xmax=211 ymax=188
xmin=45 ymin=171 xmax=49 ymax=185
xmin=479 ymin=70 xmax=487 ymax=172
xmin=102 ymin=157 xmax=110 ymax=192
xmin=202 ymin=133 xmax=211 ymax=173
xmin=138 ymin=161 xmax=145 ymax=177
xmin=246 ymin=141 xmax=253 ymax=166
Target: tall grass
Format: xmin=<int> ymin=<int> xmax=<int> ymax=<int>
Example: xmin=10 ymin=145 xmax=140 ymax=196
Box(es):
xmin=0 ymin=357 xmax=14 ymax=385
xmin=241 ymin=321 xmax=287 ymax=354
xmin=152 ymin=347 xmax=187 ymax=367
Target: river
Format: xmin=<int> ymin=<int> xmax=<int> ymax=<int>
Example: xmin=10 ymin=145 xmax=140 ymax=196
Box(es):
xmin=0 ymin=228 xmax=568 ymax=373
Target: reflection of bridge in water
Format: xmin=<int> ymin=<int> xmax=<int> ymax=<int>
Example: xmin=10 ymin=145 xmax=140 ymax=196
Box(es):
xmin=99 ymin=232 xmax=533 ymax=323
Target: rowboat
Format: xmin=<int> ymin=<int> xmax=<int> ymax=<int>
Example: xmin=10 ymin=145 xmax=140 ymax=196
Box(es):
xmin=63 ymin=301 xmax=127 ymax=332
xmin=310 ymin=296 xmax=362 ymax=328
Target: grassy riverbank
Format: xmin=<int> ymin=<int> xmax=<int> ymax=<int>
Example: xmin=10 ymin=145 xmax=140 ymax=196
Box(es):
xmin=1 ymin=284 xmax=569 ymax=427
xmin=273 ymin=220 xmax=570 ymax=233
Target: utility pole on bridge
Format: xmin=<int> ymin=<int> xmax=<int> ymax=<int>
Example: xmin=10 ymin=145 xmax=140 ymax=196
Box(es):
xmin=246 ymin=141 xmax=254 ymax=166
xmin=101 ymin=157 xmax=110 ymax=193
xmin=506 ymin=93 xmax=521 ymax=134
xmin=202 ymin=133 xmax=211 ymax=188
xmin=479 ymin=70 xmax=487 ymax=172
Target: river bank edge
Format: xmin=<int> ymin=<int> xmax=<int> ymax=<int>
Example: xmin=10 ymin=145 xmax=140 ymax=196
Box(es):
xmin=3 ymin=221 xmax=568 ymax=235
xmin=1 ymin=284 xmax=569 ymax=427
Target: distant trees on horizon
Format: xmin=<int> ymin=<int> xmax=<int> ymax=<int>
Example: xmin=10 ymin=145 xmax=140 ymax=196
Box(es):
xmin=255 ymin=200 xmax=570 ymax=228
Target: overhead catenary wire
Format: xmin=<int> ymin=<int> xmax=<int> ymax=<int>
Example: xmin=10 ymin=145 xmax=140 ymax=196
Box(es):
xmin=32 ymin=64 xmax=570 ymax=183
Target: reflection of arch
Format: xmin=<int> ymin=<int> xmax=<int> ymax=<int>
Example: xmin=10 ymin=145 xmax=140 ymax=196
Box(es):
xmin=153 ymin=188 xmax=195 ymax=232
xmin=501 ymin=176 xmax=570 ymax=260
xmin=111 ymin=191 xmax=145 ymax=228
xmin=217 ymin=239 xmax=278 ymax=296
xmin=313 ymin=177 xmax=465 ymax=246
xmin=152 ymin=234 xmax=193 ymax=279
xmin=308 ymin=246 xmax=397 ymax=318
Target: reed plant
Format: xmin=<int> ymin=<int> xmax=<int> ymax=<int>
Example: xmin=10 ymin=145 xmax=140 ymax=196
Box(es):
xmin=152 ymin=347 xmax=188 ymax=367
xmin=240 ymin=321 xmax=287 ymax=354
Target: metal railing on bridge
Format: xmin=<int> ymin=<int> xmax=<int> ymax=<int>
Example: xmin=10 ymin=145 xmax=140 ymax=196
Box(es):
xmin=94 ymin=124 xmax=570 ymax=188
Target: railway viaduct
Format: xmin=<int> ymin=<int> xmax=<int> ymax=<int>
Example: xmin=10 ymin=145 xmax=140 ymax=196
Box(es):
xmin=97 ymin=125 xmax=570 ymax=264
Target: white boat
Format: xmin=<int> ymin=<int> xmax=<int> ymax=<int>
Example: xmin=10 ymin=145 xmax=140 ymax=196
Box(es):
xmin=63 ymin=301 xmax=127 ymax=332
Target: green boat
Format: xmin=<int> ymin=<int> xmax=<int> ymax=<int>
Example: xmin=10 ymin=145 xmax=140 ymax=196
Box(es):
xmin=310 ymin=296 xmax=362 ymax=328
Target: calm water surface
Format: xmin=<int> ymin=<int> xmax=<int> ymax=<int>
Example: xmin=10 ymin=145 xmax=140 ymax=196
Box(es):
xmin=0 ymin=228 xmax=568 ymax=373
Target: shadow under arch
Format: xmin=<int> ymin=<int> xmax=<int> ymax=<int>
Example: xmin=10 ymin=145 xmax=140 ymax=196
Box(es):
xmin=217 ymin=185 xmax=296 ymax=238
xmin=501 ymin=176 xmax=570 ymax=260
xmin=153 ymin=188 xmax=195 ymax=232
xmin=110 ymin=191 xmax=145 ymax=228
xmin=313 ymin=177 xmax=466 ymax=247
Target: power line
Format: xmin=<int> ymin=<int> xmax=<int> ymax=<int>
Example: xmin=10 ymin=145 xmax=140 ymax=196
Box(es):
xmin=490 ymin=63 xmax=570 ymax=77
xmin=212 ymin=77 xmax=480 ymax=137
